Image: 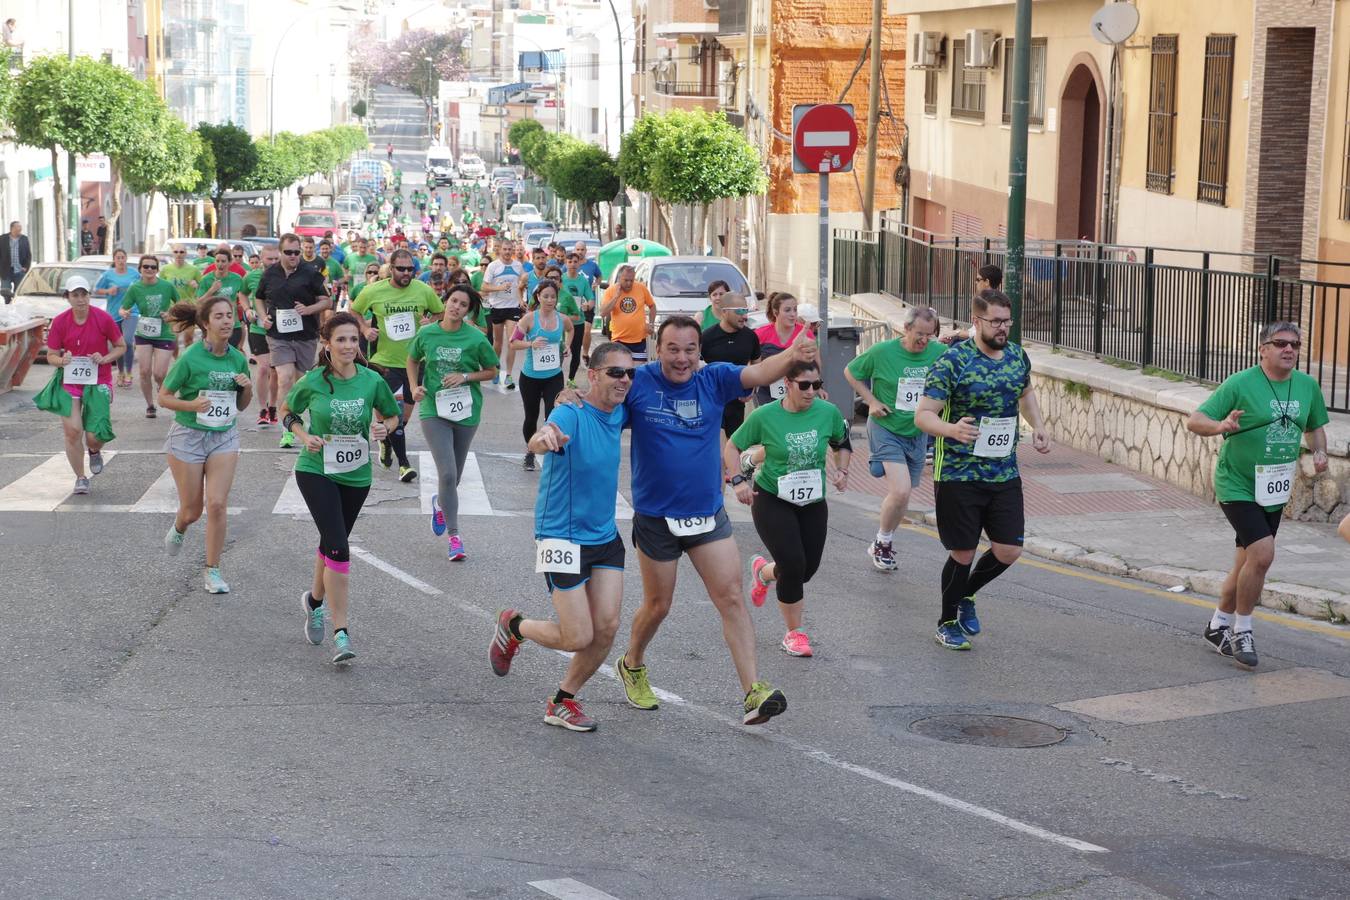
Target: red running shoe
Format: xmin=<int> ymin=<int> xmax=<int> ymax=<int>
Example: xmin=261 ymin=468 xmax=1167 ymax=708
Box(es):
xmin=490 ymin=608 xmax=521 ymax=676
xmin=545 ymin=697 xmax=597 ymax=732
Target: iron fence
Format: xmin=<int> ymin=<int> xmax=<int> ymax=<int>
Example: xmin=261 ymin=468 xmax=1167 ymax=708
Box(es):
xmin=832 ymin=215 xmax=1350 ymax=412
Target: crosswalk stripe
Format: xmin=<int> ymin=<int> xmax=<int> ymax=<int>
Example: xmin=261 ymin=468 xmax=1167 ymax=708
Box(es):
xmin=614 ymin=489 xmax=634 ymax=521
xmin=458 ymin=452 xmax=494 ymax=517
xmin=417 ymin=451 xmax=437 ymax=514
xmin=272 ymin=473 xmax=308 ymax=515
xmin=0 ymin=451 xmax=118 ymax=511
xmin=129 ymin=469 xmax=179 ymax=513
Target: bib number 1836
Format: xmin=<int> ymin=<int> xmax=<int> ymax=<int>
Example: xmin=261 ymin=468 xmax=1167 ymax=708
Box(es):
xmin=535 ymin=538 xmax=580 ymax=574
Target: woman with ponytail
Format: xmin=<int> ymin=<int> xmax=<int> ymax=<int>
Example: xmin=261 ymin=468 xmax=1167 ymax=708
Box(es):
xmin=280 ymin=311 xmax=401 ymax=665
xmin=157 ymin=295 xmax=253 ymax=594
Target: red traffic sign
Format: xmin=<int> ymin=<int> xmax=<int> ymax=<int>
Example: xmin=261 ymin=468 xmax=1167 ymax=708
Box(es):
xmin=791 ymin=103 xmax=858 ymax=174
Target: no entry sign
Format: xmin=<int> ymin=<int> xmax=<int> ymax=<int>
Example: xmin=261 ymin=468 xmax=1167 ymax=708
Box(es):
xmin=791 ymin=103 xmax=858 ymax=174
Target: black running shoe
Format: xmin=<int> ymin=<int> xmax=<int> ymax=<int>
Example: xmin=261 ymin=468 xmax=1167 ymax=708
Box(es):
xmin=523 ymin=451 xmax=536 ymax=471
xmin=1229 ymin=630 xmax=1258 ymax=668
xmin=1203 ymin=623 xmax=1233 ymax=657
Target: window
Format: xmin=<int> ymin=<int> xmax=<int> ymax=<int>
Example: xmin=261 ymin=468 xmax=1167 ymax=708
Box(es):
xmin=950 ymin=40 xmax=986 ymax=120
xmin=924 ymin=69 xmax=938 ymax=115
xmin=1197 ymin=35 xmax=1235 ymax=206
xmin=590 ymin=107 xmax=600 ymax=134
xmin=1001 ymin=38 xmax=1046 ymax=126
xmin=1146 ymin=35 xmax=1179 ymax=194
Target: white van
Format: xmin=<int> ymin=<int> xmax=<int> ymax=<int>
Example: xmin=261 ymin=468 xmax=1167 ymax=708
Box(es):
xmin=425 ymin=147 xmax=456 ymax=186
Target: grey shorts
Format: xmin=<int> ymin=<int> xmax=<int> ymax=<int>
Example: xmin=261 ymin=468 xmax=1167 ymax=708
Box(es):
xmin=164 ymin=422 xmax=241 ymax=464
xmin=266 ymin=337 xmax=318 ymax=371
xmin=867 ymin=419 xmax=927 ymax=485
xmin=631 ymin=507 xmax=734 ymax=562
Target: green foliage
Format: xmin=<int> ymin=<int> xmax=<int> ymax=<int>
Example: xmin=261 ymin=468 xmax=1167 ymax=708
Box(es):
xmin=352 ymin=99 xmax=367 ymax=119
xmin=617 ymin=112 xmax=675 ymax=194
xmin=242 ymin=136 xmax=306 ymax=192
xmin=517 ymin=128 xmax=554 ymax=174
xmin=549 ymin=141 xmax=619 ymax=210
xmin=12 ymin=55 xmax=150 ymax=159
xmin=196 ymin=121 xmax=258 ymax=201
xmin=508 ymin=118 xmax=544 ymax=151
xmin=1063 ymin=380 xmax=1092 ymax=401
xmin=122 ymin=106 xmax=199 ymax=196
xmin=648 ymin=109 xmax=764 ymax=205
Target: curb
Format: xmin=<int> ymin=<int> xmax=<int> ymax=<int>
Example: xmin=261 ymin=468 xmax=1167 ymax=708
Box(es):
xmin=897 ymin=508 xmax=1350 ymax=627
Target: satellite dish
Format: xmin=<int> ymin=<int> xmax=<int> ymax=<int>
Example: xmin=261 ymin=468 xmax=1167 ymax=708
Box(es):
xmin=1090 ymin=2 xmax=1139 ymax=45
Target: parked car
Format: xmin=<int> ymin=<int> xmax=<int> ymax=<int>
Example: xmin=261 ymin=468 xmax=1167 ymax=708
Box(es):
xmin=519 ymin=220 xmax=553 ymax=241
xmin=156 ymin=238 xmax=264 ymax=259
xmin=528 ymin=232 xmax=556 ymax=251
xmin=335 ymin=195 xmax=366 ymax=229
xmin=293 ymin=209 xmax=342 ymax=238
xmin=11 ymin=261 xmax=117 ymax=320
xmin=490 ymin=166 xmax=517 ymax=190
xmin=552 ymin=231 xmax=603 ymax=256
xmin=506 ymin=203 xmax=541 ymax=226
xmin=458 ymin=155 xmax=486 ymax=179
xmin=631 ymin=256 xmax=755 ymax=320
xmin=350 ymin=185 xmax=379 ymax=214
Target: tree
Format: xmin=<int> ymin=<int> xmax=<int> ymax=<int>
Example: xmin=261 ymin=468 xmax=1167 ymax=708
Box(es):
xmin=617 ymin=112 xmax=682 ymax=250
xmin=548 ymin=142 xmax=620 ymax=235
xmin=648 ymin=109 xmax=764 ymax=253
xmin=508 ymin=118 xmax=544 ymax=154
xmin=351 ymin=27 xmax=469 ymax=101
xmin=196 ymin=121 xmax=259 ymax=227
xmin=11 ymin=55 xmax=153 ymax=260
xmin=240 ymin=136 xmax=306 ymax=192
xmin=352 ymin=99 xmax=367 ymax=120
xmin=122 ymin=107 xmax=200 ymax=243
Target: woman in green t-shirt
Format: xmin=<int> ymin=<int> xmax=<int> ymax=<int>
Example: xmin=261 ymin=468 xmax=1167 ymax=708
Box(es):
xmin=158 ymin=295 xmax=254 ymax=595
xmin=843 ymin=306 xmax=946 ymax=572
xmin=281 ymin=312 xmax=401 ymax=665
xmin=121 ymin=254 xmax=181 ymax=418
xmin=197 ymin=246 xmax=248 ymax=351
xmin=725 ymin=360 xmax=851 ymax=659
xmin=406 ymin=284 xmax=500 ymax=561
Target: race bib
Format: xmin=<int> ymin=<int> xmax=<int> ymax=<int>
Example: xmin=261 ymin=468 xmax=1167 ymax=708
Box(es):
xmin=384 ymin=311 xmax=415 ymax=341
xmin=1254 ymin=461 xmax=1296 ymax=506
xmin=135 ymin=317 xmax=162 ymax=339
xmin=63 ymin=356 xmax=97 ymax=385
xmin=768 ymin=380 xmax=787 ymax=400
xmin=895 ymin=377 xmax=926 ymax=413
xmin=974 ymin=416 xmax=1017 ymax=458
xmin=777 ymin=469 xmax=823 ymax=506
xmin=275 ymin=308 xmax=303 ymax=334
xmin=435 ymin=385 xmax=473 ymax=421
xmin=196 ymin=390 xmax=237 ymax=428
xmin=665 ymin=515 xmax=716 ymax=537
xmin=323 ymin=434 xmax=368 ymax=475
xmin=535 ymin=538 xmax=581 ymax=574
xmin=532 ymin=342 xmax=561 ymax=371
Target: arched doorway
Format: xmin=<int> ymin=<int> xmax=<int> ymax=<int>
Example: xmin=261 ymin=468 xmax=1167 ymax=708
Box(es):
xmin=1055 ymin=62 xmax=1103 ymax=242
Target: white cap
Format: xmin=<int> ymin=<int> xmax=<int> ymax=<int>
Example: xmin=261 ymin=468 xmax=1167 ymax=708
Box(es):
xmin=798 ymin=303 xmax=821 ymax=324
xmin=64 ymin=275 xmax=91 ymax=295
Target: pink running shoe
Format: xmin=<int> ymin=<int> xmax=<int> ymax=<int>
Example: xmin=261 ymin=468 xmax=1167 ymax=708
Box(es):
xmin=781 ymin=629 xmax=813 ymax=657
xmin=490 ymin=609 xmax=521 ymax=676
xmin=447 ymin=534 xmax=466 ymax=561
xmin=750 ymin=555 xmax=770 ymax=607
xmin=544 ymin=697 xmax=597 ymax=732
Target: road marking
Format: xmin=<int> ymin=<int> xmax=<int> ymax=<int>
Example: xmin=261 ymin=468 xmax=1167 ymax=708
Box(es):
xmin=349 ymin=547 xmax=1106 ymax=855
xmin=1055 ymin=666 xmax=1350 ymax=725
xmin=458 ymin=452 xmax=494 ymax=517
xmin=272 ymin=473 xmax=308 ymax=515
xmin=529 ymin=878 xmax=622 ymax=900
xmin=0 ymin=451 xmax=117 ymax=511
xmin=898 ymin=521 xmax=1350 ymax=642
xmin=130 ymin=468 xmax=180 ymax=513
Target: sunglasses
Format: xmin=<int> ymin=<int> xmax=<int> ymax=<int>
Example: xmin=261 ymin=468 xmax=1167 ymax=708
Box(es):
xmin=599 ymin=366 xmax=636 ymax=380
xmin=232 ymin=253 xmax=244 ymax=258
xmin=724 ymin=307 xmax=750 ymax=315
xmin=366 ymin=269 xmax=380 ymax=275
xmin=794 ymin=379 xmax=824 ymax=390
xmin=1265 ymin=339 xmax=1301 ymax=350
xmin=140 ymin=264 xmax=158 ymax=270
xmin=282 ymin=249 xmax=301 ymax=256
xmin=393 ymin=265 xmax=415 ymax=273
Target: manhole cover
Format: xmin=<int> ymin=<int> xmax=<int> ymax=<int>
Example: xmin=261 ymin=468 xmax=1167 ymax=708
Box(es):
xmin=908 ymin=714 xmax=1068 ymax=748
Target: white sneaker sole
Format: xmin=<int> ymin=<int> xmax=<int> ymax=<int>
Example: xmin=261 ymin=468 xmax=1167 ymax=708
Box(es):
xmin=544 ymin=713 xmax=596 ymax=732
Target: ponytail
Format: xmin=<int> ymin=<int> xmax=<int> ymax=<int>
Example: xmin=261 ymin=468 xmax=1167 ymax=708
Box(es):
xmin=164 ymin=295 xmax=233 ymax=336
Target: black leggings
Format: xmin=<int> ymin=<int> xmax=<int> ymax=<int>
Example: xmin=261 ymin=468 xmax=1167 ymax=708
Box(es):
xmin=519 ymin=372 xmax=563 ymax=444
xmin=567 ymin=321 xmax=585 ymax=380
xmin=296 ymin=470 xmax=370 ymax=564
xmin=379 ymin=366 xmax=412 ymax=467
xmin=751 ymin=489 xmax=829 ymax=604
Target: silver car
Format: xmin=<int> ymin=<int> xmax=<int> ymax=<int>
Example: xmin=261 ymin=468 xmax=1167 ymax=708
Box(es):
xmin=631 ymin=256 xmax=754 ymax=320
xmin=11 ymin=261 xmax=118 ymax=319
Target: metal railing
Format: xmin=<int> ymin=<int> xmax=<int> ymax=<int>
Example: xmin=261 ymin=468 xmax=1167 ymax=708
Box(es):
xmin=832 ymin=214 xmax=1350 ymax=412
xmin=653 ymin=80 xmax=717 ymax=98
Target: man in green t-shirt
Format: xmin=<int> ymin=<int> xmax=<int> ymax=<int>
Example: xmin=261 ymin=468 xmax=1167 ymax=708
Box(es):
xmin=1187 ymin=320 xmax=1329 ymax=668
xmin=844 ymin=306 xmax=946 ymax=573
xmin=350 ymin=246 xmax=444 ymax=482
xmin=242 ymin=244 xmax=280 ymax=424
xmin=344 ymin=237 xmax=379 ymax=291
xmin=161 ymin=247 xmax=202 ymax=301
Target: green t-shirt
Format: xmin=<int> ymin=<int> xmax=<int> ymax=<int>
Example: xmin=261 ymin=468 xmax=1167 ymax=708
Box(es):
xmin=730 ymin=398 xmax=848 ymax=503
xmin=242 ymin=269 xmax=267 ymax=335
xmin=160 ymin=263 xmax=201 ymax=301
xmin=345 ymin=253 xmax=379 ymax=284
xmin=318 ymin=257 xmax=345 ymax=282
xmin=456 ymin=249 xmax=481 ymax=268
xmin=287 ymin=365 xmax=400 ymax=488
xmin=406 ymin=322 xmax=500 ymax=425
xmin=469 ymin=269 xmax=485 ymax=292
xmin=350 ymin=279 xmax=444 ymax=368
xmin=561 ymin=274 xmax=594 ymax=321
xmin=191 ymin=256 xmax=213 ymax=269
xmin=197 ymin=271 xmax=247 ymax=331
xmin=1196 ymin=365 xmax=1330 ymax=509
xmin=846 ymin=338 xmax=948 ymax=437
xmin=161 ymin=340 xmax=251 ymax=432
xmin=699 ymin=305 xmax=719 ymax=331
xmin=121 ymin=279 xmax=179 ymax=341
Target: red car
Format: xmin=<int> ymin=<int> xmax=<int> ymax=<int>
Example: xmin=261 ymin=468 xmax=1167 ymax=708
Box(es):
xmin=293 ymin=209 xmax=342 ymax=239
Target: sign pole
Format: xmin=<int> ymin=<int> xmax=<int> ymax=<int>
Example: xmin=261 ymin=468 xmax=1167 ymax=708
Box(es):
xmin=819 ymin=158 xmax=830 ymax=360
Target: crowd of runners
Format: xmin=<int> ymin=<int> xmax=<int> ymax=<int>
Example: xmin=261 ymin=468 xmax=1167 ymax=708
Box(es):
xmin=36 ymin=190 xmax=1349 ymax=733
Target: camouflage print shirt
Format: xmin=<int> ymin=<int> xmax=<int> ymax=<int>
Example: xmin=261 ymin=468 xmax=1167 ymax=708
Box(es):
xmin=924 ymin=340 xmax=1031 ymax=483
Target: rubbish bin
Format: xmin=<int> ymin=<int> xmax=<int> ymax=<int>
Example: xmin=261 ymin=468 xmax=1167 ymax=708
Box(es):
xmin=821 ymin=316 xmax=861 ymax=423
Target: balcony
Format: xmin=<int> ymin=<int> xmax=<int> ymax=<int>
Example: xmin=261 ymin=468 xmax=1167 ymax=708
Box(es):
xmin=654 ymin=79 xmax=716 ymax=97
xmin=650 ymin=78 xmax=718 ymax=112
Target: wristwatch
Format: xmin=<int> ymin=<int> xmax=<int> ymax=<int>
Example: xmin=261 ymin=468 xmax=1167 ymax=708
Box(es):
xmin=729 ymin=474 xmax=749 ymax=487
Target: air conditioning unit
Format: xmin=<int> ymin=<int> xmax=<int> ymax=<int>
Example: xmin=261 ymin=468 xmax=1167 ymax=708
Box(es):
xmin=964 ymin=29 xmax=998 ymax=68
xmin=910 ymin=31 xmax=943 ymax=69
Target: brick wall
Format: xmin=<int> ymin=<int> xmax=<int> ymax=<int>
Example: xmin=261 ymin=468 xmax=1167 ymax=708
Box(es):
xmin=767 ymin=0 xmax=908 ymax=215
xmin=1252 ymin=28 xmax=1316 ymax=264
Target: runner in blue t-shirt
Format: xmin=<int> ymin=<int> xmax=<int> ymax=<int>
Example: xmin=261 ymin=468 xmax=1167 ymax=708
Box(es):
xmin=489 ymin=342 xmax=634 ymax=733
xmin=602 ymin=314 xmax=816 ymax=726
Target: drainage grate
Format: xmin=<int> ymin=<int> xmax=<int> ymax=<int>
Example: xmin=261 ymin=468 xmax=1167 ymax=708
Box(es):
xmin=908 ymin=714 xmax=1068 ymax=748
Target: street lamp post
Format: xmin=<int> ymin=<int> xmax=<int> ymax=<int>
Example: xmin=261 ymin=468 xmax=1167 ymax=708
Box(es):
xmin=269 ymin=17 xmax=310 ymax=140
xmin=604 ymin=0 xmax=627 ymax=240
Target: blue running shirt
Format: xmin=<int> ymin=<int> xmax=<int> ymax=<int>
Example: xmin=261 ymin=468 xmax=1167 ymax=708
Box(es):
xmin=535 ymin=401 xmax=628 ymax=544
xmin=626 ymin=362 xmax=745 ymax=517
xmin=924 ymin=340 xmax=1031 ymax=483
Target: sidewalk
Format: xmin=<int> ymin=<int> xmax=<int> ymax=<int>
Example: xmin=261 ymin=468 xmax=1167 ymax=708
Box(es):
xmin=837 ymin=428 xmax=1350 ymax=623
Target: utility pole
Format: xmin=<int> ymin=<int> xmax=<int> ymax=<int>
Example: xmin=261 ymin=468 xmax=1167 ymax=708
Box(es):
xmin=860 ymin=0 xmax=883 ymax=229
xmin=66 ymin=0 xmax=78 ymax=261
xmin=1004 ymin=0 xmax=1031 ymax=343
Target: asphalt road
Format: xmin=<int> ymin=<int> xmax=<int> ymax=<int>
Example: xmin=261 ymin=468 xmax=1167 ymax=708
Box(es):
xmin=3 ymin=89 xmax=1350 ymax=899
